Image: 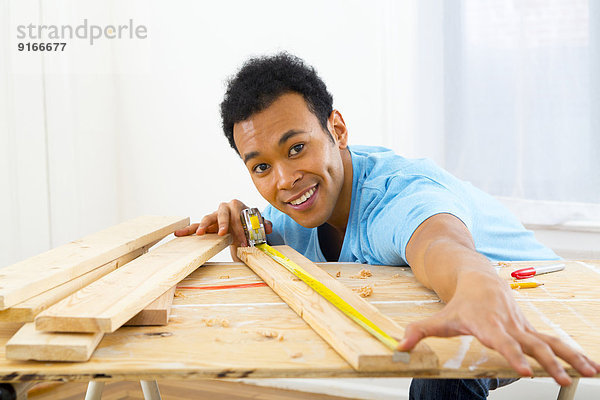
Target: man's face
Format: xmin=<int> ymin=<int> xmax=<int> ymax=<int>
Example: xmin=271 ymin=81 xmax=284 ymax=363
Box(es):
xmin=233 ymin=92 xmax=347 ymax=228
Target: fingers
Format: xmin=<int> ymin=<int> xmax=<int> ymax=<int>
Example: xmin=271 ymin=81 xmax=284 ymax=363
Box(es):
xmin=475 ymin=322 xmax=596 ymax=385
xmin=512 ymin=332 xmax=570 ymax=385
xmin=535 ymin=332 xmax=600 ymax=377
xmin=174 ymin=223 xmax=200 ymax=237
xmin=398 ymin=314 xmax=461 ymax=351
xmin=265 ymin=219 xmax=273 ymax=235
xmin=197 ymin=212 xmax=218 ymax=235
xmin=221 ymin=201 xmax=249 ymax=246
xmin=216 ymin=203 xmax=232 ymax=235
xmin=195 ymin=200 xmax=249 ymax=247
xmin=484 ymin=328 xmax=534 ymax=377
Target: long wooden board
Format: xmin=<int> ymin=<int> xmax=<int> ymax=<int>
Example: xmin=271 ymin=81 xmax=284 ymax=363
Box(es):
xmin=237 ymin=246 xmax=438 ymax=372
xmin=0 ymin=243 xmax=156 ymax=323
xmin=6 ymin=323 xmax=103 ymax=362
xmin=124 ymin=286 xmax=176 ymax=326
xmin=0 ymin=215 xmax=189 ymax=310
xmin=35 ymin=234 xmax=232 ymax=333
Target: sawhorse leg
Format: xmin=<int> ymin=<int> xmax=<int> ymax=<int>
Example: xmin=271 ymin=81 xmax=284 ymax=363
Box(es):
xmin=84 ymin=381 xmax=104 ymax=400
xmin=140 ymin=381 xmax=162 ymax=400
xmin=557 ymin=378 xmax=579 ymax=400
xmin=84 ymin=380 xmax=161 ymax=400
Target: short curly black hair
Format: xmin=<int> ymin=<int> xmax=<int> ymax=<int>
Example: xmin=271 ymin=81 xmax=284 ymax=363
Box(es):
xmin=220 ymin=52 xmax=334 ymax=154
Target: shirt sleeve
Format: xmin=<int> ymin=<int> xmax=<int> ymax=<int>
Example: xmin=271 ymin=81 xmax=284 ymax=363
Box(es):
xmin=365 ymin=175 xmax=473 ymax=265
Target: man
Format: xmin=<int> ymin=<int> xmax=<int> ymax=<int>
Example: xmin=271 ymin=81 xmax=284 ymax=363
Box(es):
xmin=175 ymin=53 xmax=599 ymax=399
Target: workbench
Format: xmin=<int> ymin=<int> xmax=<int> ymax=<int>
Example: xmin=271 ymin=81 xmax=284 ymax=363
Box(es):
xmin=0 ymin=260 xmax=599 ymax=386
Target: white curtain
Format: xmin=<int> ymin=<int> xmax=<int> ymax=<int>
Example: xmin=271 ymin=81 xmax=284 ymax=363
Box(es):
xmin=422 ymin=0 xmax=600 ymax=225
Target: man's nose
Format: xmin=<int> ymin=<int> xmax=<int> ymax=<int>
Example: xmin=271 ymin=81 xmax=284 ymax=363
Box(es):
xmin=274 ymin=162 xmax=301 ymax=190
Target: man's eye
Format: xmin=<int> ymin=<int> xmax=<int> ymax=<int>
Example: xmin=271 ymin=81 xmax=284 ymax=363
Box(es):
xmin=253 ymin=163 xmax=270 ymax=174
xmin=289 ymin=143 xmax=304 ymax=156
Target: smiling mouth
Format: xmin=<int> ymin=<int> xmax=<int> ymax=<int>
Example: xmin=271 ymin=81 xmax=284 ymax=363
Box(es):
xmin=288 ymin=186 xmax=317 ymax=206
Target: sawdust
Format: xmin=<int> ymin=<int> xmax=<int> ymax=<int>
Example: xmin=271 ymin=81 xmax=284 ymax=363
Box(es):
xmin=391 ymin=274 xmax=400 ymax=278
xmin=219 ymin=275 xmax=230 ymax=279
xmin=335 ymin=271 xmax=341 ymax=278
xmin=201 ymin=318 xmax=229 ymax=327
xmin=258 ymin=330 xmax=284 ymax=341
xmin=174 ymin=291 xmax=185 ymax=298
xmin=350 ymin=269 xmax=372 ymax=279
xmin=291 ymin=352 xmax=302 ymax=358
xmin=498 ymin=261 xmax=510 ymax=267
xmin=292 ymin=277 xmax=301 ymax=281
xmin=353 ymin=285 xmax=373 ymax=297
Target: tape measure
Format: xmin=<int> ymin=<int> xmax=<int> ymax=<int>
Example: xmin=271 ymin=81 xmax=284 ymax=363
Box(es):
xmin=240 ymin=208 xmax=403 ymax=357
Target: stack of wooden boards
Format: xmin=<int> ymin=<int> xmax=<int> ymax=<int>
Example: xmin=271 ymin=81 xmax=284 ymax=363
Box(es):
xmin=0 ymin=216 xmax=231 ymax=361
xmin=0 ymin=215 xmax=436 ymax=372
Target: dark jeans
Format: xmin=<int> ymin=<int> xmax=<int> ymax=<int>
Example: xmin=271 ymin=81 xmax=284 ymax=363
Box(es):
xmin=410 ymin=378 xmax=519 ymax=400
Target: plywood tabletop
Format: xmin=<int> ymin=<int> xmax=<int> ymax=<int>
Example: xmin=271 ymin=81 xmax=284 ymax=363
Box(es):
xmin=1 ymin=260 xmax=599 ymax=382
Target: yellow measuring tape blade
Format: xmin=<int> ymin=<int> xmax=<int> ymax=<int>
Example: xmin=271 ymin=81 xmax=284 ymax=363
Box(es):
xmin=256 ymin=243 xmax=400 ymax=352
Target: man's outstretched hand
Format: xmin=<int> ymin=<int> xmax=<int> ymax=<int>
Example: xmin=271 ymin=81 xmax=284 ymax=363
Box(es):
xmin=397 ymin=271 xmax=600 ymax=386
xmin=404 ymin=214 xmax=600 ymax=386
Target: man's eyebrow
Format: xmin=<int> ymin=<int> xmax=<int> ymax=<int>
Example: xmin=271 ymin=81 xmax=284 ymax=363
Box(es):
xmin=243 ymin=151 xmax=260 ymax=164
xmin=243 ymin=130 xmax=306 ymax=164
xmin=278 ymin=129 xmax=305 ymax=146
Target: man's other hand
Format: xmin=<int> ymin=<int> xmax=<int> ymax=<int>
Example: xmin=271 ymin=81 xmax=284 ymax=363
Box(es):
xmin=397 ymin=273 xmax=600 ymax=386
xmin=174 ymin=199 xmax=272 ymax=260
xmin=403 ymin=213 xmax=600 ymax=386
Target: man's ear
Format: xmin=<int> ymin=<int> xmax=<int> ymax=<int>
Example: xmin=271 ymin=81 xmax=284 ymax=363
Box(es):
xmin=327 ymin=110 xmax=349 ymax=149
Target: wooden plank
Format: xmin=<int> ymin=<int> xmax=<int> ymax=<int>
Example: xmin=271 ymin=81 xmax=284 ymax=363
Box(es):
xmin=237 ymin=246 xmax=438 ymax=372
xmin=0 ymin=215 xmax=189 ymax=310
xmin=124 ymin=286 xmax=176 ymax=326
xmin=0 ymin=242 xmax=157 ymax=323
xmin=35 ymin=234 xmax=232 ymax=333
xmin=5 ymin=323 xmax=103 ymax=362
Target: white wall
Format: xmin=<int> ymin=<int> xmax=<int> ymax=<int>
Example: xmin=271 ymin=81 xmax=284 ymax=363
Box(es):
xmin=1 ymin=0 xmax=51 ymax=265
xmin=3 ymin=1 xmax=599 ymax=261
xmin=2 ymin=0 xmax=419 ymax=266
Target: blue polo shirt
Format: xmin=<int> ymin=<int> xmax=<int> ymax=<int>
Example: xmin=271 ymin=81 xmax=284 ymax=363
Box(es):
xmin=262 ymin=145 xmax=558 ymax=265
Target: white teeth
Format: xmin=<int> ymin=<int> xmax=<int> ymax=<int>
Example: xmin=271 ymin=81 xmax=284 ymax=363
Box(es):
xmin=290 ymin=187 xmax=316 ymax=206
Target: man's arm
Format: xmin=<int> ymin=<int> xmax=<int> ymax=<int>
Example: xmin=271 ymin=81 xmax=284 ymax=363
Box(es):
xmin=400 ymin=213 xmax=600 ymax=386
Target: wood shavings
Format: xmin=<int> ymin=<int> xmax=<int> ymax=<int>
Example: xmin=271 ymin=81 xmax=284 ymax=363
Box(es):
xmin=350 ymin=269 xmax=372 ymax=279
xmin=201 ymin=318 xmax=229 ymax=327
xmin=258 ymin=330 xmax=284 ymax=341
xmin=391 ymin=274 xmax=400 ymax=278
xmin=174 ymin=291 xmax=185 ymax=298
xmin=335 ymin=271 xmax=341 ymax=278
xmin=353 ymin=285 xmax=373 ymax=297
xmin=219 ymin=275 xmax=230 ymax=279
xmin=498 ymin=261 xmax=510 ymax=267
